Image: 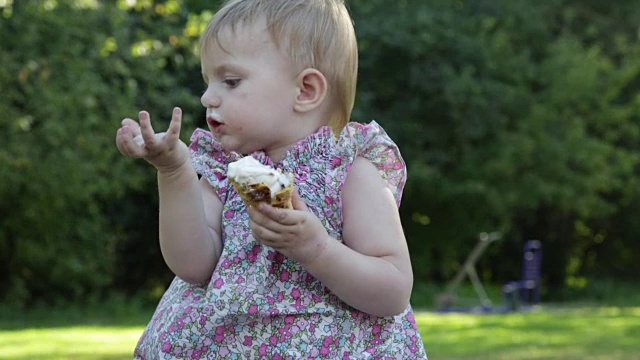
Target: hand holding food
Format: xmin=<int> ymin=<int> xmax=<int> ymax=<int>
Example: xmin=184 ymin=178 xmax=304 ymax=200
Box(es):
xmin=227 ymin=157 xmax=294 ymax=209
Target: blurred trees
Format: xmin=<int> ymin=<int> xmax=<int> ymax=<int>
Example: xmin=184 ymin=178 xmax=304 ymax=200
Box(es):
xmin=0 ymin=0 xmax=209 ymax=304
xmin=0 ymin=0 xmax=638 ymax=305
xmin=351 ymin=0 xmax=640 ymax=295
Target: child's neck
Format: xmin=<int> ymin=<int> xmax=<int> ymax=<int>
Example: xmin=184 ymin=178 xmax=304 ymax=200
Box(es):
xmin=264 ymin=133 xmax=311 ymax=163
xmin=267 ymin=125 xmax=330 ymax=163
xmin=263 ymin=111 xmax=331 ymax=162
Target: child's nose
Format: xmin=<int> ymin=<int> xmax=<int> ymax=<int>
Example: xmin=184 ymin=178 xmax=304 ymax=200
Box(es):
xmin=201 ymin=86 xmax=220 ymax=108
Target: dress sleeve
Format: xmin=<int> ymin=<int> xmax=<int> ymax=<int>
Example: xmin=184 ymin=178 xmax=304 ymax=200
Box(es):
xmin=189 ymin=128 xmax=240 ymax=203
xmin=339 ymin=121 xmax=407 ymax=207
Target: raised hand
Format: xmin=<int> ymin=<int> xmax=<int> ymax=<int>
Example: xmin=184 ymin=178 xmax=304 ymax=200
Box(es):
xmin=247 ymin=189 xmax=330 ymax=265
xmin=115 ymin=107 xmax=190 ymax=174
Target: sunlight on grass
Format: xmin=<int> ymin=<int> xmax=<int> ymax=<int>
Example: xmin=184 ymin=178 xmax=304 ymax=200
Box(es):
xmin=0 ymin=325 xmax=143 ymax=360
xmin=414 ymin=306 xmax=640 ymax=360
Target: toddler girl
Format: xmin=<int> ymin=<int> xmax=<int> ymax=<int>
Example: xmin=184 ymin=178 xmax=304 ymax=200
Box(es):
xmin=116 ymin=0 xmax=428 ymax=358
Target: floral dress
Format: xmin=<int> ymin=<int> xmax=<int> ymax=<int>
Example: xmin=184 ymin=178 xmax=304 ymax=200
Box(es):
xmin=134 ymin=121 xmax=428 ymax=360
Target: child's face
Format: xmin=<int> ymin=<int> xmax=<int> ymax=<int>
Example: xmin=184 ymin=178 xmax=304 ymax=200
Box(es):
xmin=200 ymin=19 xmax=302 ymax=159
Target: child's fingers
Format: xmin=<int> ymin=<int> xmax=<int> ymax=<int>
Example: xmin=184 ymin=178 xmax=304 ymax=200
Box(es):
xmin=120 ymin=118 xmax=141 ymax=136
xmin=247 ymin=205 xmax=284 ymax=234
xmin=248 ymin=219 xmax=280 ymax=245
xmin=116 ymin=125 xmax=146 ymax=157
xmin=256 ymin=203 xmax=300 ymax=226
xmin=165 ymin=107 xmax=183 ymax=143
xmin=118 ymin=118 xmax=145 ymax=148
xmin=138 ymin=111 xmax=158 ymax=145
xmin=115 ymin=126 xmax=131 ymax=155
xmin=291 ymin=188 xmax=308 ymax=212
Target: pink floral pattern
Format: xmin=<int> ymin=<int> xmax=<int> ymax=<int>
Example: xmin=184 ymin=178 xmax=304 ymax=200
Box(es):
xmin=133 ymin=122 xmax=428 ymax=359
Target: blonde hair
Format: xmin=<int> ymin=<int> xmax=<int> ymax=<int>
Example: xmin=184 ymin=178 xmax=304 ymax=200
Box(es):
xmin=201 ymin=0 xmax=358 ymax=134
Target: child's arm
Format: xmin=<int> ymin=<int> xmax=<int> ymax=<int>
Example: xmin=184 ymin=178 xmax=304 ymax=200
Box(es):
xmin=248 ymin=156 xmax=413 ymax=317
xmin=116 ymin=108 xmax=223 ymax=284
xmin=157 ymin=166 xmax=224 ymax=284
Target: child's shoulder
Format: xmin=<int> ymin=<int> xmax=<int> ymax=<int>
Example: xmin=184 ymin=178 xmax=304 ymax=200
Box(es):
xmin=338 ymin=121 xmax=407 ymax=205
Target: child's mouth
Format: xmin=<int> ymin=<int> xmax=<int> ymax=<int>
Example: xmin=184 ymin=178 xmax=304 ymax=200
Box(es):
xmin=207 ymin=117 xmax=223 ymax=132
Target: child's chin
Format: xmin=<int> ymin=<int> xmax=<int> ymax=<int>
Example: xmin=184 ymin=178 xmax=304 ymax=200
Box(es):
xmin=219 ymin=139 xmax=253 ymax=155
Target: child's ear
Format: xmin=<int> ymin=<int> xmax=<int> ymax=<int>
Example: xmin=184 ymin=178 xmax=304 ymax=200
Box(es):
xmin=294 ymin=68 xmax=327 ymax=113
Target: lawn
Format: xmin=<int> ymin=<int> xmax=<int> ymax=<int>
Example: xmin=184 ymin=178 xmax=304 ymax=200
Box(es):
xmin=418 ymin=306 xmax=640 ymax=359
xmin=1 ymin=304 xmax=639 ymax=359
xmin=0 ymin=325 xmax=142 ymax=359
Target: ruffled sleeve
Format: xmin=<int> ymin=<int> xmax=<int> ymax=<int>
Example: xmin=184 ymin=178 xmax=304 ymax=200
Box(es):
xmin=338 ymin=121 xmax=407 ymax=207
xmin=189 ymin=128 xmax=241 ymax=203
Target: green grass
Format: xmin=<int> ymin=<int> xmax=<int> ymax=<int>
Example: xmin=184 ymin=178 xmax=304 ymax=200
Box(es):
xmin=0 ymin=325 xmax=143 ymax=359
xmin=1 ymin=293 xmax=640 ymax=359
xmin=0 ymin=297 xmax=154 ymax=360
xmin=418 ymin=306 xmax=640 ymax=359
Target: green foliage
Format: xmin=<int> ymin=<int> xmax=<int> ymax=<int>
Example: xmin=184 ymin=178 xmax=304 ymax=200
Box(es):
xmin=350 ymin=0 xmax=640 ymax=287
xmin=0 ymin=0 xmax=205 ymax=304
xmin=0 ymin=0 xmax=639 ymax=304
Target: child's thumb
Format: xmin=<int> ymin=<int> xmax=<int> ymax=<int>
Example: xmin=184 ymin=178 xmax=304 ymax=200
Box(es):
xmin=292 ymin=188 xmax=309 ymax=211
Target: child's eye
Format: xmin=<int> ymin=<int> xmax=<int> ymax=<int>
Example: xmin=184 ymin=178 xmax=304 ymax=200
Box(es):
xmin=223 ymin=78 xmax=241 ymax=88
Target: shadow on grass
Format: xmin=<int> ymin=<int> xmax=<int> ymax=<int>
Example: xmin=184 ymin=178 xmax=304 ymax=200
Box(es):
xmin=0 ymin=297 xmax=155 ymax=330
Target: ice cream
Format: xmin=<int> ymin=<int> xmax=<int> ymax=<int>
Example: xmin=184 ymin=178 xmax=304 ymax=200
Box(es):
xmin=227 ymin=157 xmax=294 ymax=209
xmin=134 ymin=134 xmax=145 ymax=146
